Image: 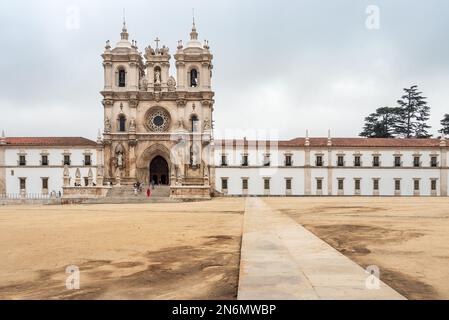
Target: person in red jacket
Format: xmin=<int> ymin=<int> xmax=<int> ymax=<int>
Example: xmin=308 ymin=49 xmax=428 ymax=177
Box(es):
xmin=146 ymin=188 xmax=151 ymax=198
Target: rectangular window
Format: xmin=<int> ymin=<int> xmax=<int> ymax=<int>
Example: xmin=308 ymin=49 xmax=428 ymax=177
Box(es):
xmin=373 ymin=179 xmax=379 ymax=191
xmin=354 ymin=156 xmax=361 ymax=167
xmin=264 ymin=179 xmax=270 ymax=190
xmin=221 ymin=155 xmax=227 ymax=166
xmin=64 ymin=155 xmax=71 ymax=166
xmin=41 ymin=155 xmax=48 ymax=166
xmin=316 ymin=179 xmax=323 ymax=190
xmin=241 ymin=155 xmax=248 ymax=166
xmin=414 ymin=179 xmax=420 ymax=191
xmin=286 ymin=179 xmax=292 ymax=190
xmin=221 ymin=178 xmax=228 ymax=190
xmin=242 ymin=179 xmax=248 ymax=190
xmin=395 ymin=179 xmax=401 ymax=191
xmin=355 ymin=179 xmax=361 ymax=191
xmin=373 ymin=156 xmax=380 ymax=167
xmin=42 ymin=178 xmax=49 ymax=190
xmin=413 ymin=156 xmax=421 ymax=167
xmin=431 ymin=179 xmax=437 ymax=191
xmin=394 ymin=156 xmax=402 ymax=167
xmin=316 ymin=155 xmax=323 ymax=167
xmin=19 ymin=155 xmax=26 ymax=166
xmin=285 ymin=155 xmax=292 ymax=166
xmin=337 ymin=156 xmax=344 ymax=167
xmin=263 ymin=154 xmax=271 ymax=167
xmin=19 ymin=178 xmax=26 ymax=190
xmin=431 ymin=157 xmax=438 ymax=167
xmin=84 ymin=155 xmax=92 ymax=166
xmin=84 ymin=177 xmax=89 ymax=186
xmin=338 ymin=179 xmax=344 ymax=190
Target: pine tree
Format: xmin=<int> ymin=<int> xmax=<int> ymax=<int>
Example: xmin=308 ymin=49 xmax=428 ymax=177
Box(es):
xmin=440 ymin=114 xmax=449 ymax=136
xmin=395 ymin=85 xmax=432 ymax=138
xmin=360 ymin=107 xmax=399 ymax=138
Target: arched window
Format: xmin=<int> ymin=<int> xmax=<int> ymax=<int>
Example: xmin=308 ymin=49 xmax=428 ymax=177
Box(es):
xmin=118 ymin=68 xmax=126 ymax=87
xmin=119 ymin=115 xmax=126 ymax=132
xmin=190 ymin=69 xmax=198 ymax=87
xmin=190 ymin=115 xmax=199 ymax=133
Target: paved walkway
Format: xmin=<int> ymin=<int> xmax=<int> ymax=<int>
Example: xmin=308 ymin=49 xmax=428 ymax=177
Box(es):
xmin=237 ymin=198 xmax=405 ymax=300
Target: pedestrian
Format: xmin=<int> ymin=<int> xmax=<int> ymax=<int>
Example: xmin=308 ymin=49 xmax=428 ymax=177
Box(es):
xmin=146 ymin=188 xmax=151 ymax=198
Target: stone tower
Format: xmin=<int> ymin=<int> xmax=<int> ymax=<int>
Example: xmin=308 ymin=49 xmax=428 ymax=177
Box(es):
xmin=101 ymin=21 xmax=215 ymax=199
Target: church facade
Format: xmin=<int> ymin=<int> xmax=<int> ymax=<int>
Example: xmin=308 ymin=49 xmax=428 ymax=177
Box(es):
xmin=100 ymin=21 xmax=215 ymax=199
xmin=0 ymin=22 xmax=448 ymax=199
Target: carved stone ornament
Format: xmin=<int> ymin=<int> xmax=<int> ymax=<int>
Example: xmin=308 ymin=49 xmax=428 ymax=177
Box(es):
xmin=167 ymin=76 xmax=177 ymax=92
xmin=104 ymin=117 xmax=112 ymax=133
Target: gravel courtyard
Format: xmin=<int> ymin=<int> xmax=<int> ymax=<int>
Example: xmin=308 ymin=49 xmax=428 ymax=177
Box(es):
xmin=0 ymin=199 xmax=244 ymax=299
xmin=1 ymin=197 xmax=449 ymax=300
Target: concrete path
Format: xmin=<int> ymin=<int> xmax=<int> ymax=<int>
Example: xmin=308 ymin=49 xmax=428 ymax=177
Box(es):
xmin=237 ymin=198 xmax=405 ymax=300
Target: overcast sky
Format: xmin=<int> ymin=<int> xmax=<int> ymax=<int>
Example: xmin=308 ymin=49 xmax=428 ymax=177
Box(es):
xmin=1 ymin=0 xmax=448 ymax=140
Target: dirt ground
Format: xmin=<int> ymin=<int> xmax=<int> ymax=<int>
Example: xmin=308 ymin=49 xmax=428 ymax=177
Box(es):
xmin=0 ymin=199 xmax=244 ymax=300
xmin=265 ymin=197 xmax=449 ymax=300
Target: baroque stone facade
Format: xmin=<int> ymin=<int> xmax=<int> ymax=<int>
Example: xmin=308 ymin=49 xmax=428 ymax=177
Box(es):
xmin=101 ymin=21 xmax=215 ymax=198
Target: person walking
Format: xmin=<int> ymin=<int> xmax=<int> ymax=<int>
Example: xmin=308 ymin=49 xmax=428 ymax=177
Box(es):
xmin=146 ymin=187 xmax=151 ymax=198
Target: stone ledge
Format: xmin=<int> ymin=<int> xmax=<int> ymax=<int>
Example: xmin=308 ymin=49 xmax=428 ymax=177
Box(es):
xmin=62 ymin=186 xmax=112 ymax=199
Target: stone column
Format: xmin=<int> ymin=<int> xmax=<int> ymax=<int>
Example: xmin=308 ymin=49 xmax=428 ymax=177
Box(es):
xmin=0 ymin=146 xmax=6 ymax=194
xmin=129 ymin=143 xmax=136 ymax=179
xmin=440 ymin=142 xmax=448 ymax=196
xmin=327 ymin=148 xmax=333 ymax=196
xmin=304 ymin=148 xmax=311 ymax=196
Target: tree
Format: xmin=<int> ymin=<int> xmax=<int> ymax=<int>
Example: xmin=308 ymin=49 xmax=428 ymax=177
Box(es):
xmin=394 ymin=85 xmax=432 ymax=138
xmin=360 ymin=107 xmax=399 ymax=138
xmin=440 ymin=114 xmax=449 ymax=136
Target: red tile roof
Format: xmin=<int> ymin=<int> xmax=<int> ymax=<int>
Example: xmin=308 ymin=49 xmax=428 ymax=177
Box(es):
xmin=3 ymin=137 xmax=97 ymax=147
xmin=216 ymin=137 xmax=445 ymax=148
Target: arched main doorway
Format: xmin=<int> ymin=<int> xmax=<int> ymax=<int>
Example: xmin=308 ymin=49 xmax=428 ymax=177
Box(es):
xmin=149 ymin=156 xmax=169 ymax=185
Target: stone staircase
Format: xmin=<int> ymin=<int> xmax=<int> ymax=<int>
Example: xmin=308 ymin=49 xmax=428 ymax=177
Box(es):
xmin=83 ymin=185 xmax=179 ymax=204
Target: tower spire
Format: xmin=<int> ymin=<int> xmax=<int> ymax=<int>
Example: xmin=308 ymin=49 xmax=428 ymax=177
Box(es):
xmin=190 ymin=8 xmax=198 ymax=40
xmin=121 ymin=9 xmax=129 ymax=40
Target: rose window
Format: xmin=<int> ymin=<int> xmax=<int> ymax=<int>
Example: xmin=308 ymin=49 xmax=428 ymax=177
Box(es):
xmin=148 ymin=109 xmax=170 ymax=132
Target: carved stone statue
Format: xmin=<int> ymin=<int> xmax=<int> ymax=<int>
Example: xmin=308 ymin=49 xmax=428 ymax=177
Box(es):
xmin=167 ymin=76 xmax=176 ymax=92
xmin=117 ymin=152 xmax=123 ymax=168
xmin=104 ymin=117 xmax=111 ymax=133
xmin=203 ymin=117 xmax=211 ymax=130
xmin=115 ymin=144 xmax=125 ymax=169
xmin=139 ymin=77 xmax=148 ymax=91
xmin=129 ymin=118 xmax=136 ymax=132
xmin=154 ymin=70 xmax=161 ymax=84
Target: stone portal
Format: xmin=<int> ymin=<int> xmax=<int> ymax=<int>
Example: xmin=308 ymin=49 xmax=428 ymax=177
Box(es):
xmin=150 ymin=155 xmax=169 ymax=185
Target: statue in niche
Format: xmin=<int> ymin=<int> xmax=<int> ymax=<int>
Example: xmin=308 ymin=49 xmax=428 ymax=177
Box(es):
xmin=117 ymin=153 xmax=123 ymax=168
xmin=115 ymin=144 xmax=125 ymax=169
xmin=129 ymin=118 xmax=136 ymax=132
xmin=154 ymin=69 xmax=161 ymax=85
xmin=190 ymin=143 xmax=200 ymax=167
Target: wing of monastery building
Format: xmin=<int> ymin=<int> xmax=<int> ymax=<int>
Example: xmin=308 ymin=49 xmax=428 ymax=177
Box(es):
xmin=0 ymin=22 xmax=448 ymax=200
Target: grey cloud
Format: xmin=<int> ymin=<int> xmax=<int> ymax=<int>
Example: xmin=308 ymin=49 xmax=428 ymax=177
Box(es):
xmin=1 ymin=0 xmax=448 ymax=139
